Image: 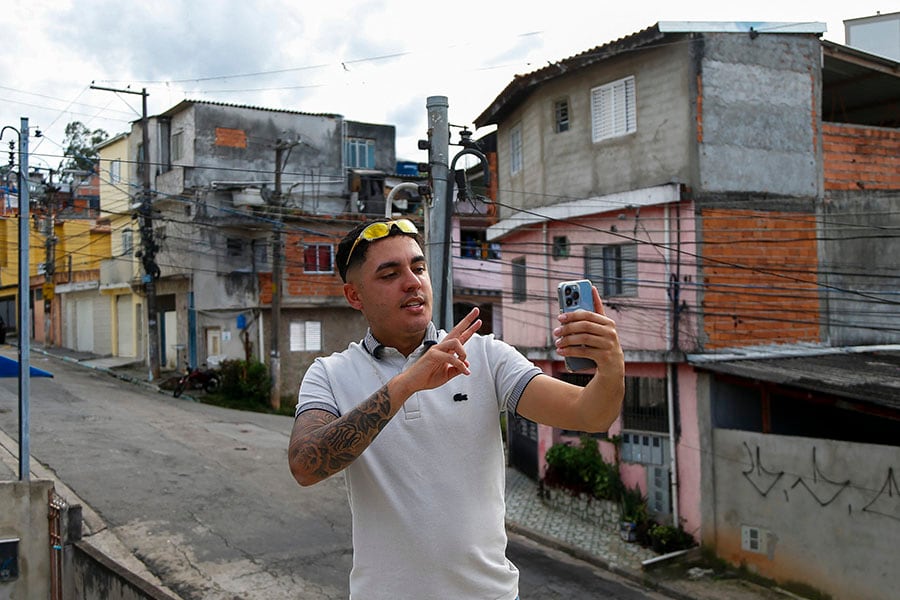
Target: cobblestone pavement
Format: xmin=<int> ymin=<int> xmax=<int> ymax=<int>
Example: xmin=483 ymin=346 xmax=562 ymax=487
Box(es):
xmin=504 ymin=467 xmax=807 ymax=600
xmin=505 ymin=467 xmax=657 ymax=573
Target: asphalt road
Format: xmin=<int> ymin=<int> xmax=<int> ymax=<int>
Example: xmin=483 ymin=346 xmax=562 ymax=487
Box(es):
xmin=0 ymin=353 xmax=675 ymax=599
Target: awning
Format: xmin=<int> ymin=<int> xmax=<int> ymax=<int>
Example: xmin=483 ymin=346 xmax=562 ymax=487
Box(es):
xmin=689 ymin=348 xmax=900 ymax=412
xmin=0 ymin=355 xmax=53 ymax=378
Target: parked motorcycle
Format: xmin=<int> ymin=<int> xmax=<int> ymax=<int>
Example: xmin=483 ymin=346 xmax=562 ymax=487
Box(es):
xmin=173 ymin=363 xmax=220 ymax=397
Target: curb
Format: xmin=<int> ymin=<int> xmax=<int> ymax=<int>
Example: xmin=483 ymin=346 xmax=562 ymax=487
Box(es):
xmin=505 ymin=519 xmax=699 ymax=600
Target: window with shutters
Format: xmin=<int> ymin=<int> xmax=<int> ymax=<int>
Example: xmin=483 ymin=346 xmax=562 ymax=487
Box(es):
xmin=512 ymin=257 xmax=526 ymax=303
xmin=590 ymin=75 xmax=636 ymax=142
xmin=303 ymin=244 xmax=333 ymax=274
xmin=509 ymin=124 xmax=523 ymax=175
xmin=584 ymin=243 xmax=638 ymax=297
xmin=290 ymin=320 xmax=322 ymax=352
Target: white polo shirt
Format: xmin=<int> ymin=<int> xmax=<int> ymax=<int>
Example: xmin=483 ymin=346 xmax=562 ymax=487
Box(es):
xmin=296 ymin=323 xmax=541 ymax=600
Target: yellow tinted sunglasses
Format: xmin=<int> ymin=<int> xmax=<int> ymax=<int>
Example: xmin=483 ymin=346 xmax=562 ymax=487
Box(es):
xmin=346 ymin=219 xmax=419 ymax=268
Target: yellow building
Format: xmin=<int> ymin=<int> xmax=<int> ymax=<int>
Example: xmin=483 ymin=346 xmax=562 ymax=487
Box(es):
xmin=96 ymin=132 xmax=143 ymax=359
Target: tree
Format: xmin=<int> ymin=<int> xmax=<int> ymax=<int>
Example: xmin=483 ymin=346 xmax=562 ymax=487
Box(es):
xmin=58 ymin=121 xmax=109 ymax=179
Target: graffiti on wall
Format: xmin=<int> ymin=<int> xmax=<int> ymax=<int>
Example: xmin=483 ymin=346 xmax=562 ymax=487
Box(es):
xmin=742 ymin=442 xmax=899 ymax=521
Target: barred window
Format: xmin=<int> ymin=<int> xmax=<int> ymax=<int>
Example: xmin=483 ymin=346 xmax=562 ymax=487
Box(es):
xmin=554 ymin=99 xmax=570 ymax=133
xmin=304 ymin=244 xmax=333 ymax=274
xmin=622 ymin=376 xmax=668 ymax=433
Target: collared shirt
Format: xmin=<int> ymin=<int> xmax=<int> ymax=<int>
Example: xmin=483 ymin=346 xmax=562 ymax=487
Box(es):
xmin=296 ymin=323 xmax=541 ymax=600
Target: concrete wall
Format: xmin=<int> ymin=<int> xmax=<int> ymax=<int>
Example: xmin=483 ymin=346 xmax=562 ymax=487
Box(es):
xmin=821 ymin=124 xmax=900 ymax=346
xmin=495 ymin=44 xmax=693 ymax=219
xmin=0 ymin=479 xmax=53 ymax=600
xmin=71 ymin=541 xmax=178 ymax=600
xmin=706 ymin=428 xmax=900 ymax=600
xmin=696 ymin=33 xmax=821 ymax=197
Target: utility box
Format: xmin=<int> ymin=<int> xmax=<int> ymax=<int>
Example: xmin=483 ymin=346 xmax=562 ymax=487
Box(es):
xmin=0 ymin=538 xmax=18 ymax=582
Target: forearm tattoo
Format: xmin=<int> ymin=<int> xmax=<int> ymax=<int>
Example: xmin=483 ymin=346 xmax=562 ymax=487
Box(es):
xmin=290 ymin=385 xmax=394 ymax=481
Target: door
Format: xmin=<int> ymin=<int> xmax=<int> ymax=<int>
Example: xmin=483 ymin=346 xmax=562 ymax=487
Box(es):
xmin=206 ymin=328 xmax=222 ymax=363
xmin=508 ymin=411 xmax=539 ymax=480
xmin=116 ymin=295 xmax=134 ymax=357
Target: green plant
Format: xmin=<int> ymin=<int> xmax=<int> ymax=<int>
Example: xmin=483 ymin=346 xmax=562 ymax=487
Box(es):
xmin=647 ymin=523 xmax=696 ymax=554
xmin=543 ymin=435 xmax=623 ymax=501
xmin=216 ymin=359 xmax=271 ymax=407
xmin=619 ymin=484 xmax=648 ymax=524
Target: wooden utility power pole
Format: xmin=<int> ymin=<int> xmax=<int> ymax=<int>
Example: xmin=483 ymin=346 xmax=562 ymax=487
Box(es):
xmin=269 ymin=140 xmax=284 ymax=409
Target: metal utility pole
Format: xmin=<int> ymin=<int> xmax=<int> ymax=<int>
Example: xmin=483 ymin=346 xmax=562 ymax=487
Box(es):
xmin=2 ymin=118 xmax=32 ymax=479
xmin=424 ymin=96 xmax=452 ymax=330
xmin=91 ymin=84 xmax=160 ymax=379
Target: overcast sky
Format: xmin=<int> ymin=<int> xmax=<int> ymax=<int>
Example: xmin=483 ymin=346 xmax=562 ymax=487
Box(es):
xmin=2 ymin=0 xmax=885 ymax=172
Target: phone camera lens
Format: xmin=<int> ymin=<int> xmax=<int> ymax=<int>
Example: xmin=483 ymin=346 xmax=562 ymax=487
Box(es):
xmin=572 ymin=291 xmax=579 ymax=300
xmin=566 ymin=298 xmax=573 ymax=307
xmin=564 ymin=287 xmax=572 ymax=296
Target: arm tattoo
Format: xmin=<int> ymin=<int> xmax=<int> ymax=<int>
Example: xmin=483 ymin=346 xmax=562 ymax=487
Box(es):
xmin=290 ymin=385 xmax=394 ymax=482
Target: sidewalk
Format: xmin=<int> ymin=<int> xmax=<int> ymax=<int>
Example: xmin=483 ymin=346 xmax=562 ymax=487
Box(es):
xmin=24 ymin=344 xmax=804 ymax=600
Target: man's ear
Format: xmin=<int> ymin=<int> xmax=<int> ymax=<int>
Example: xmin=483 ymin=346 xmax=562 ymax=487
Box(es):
xmin=343 ymin=282 xmax=363 ymax=311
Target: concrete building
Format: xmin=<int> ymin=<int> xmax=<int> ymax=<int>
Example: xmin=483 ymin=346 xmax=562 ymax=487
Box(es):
xmin=93 ymin=100 xmax=400 ymax=403
xmin=475 ymin=21 xmax=900 ymax=600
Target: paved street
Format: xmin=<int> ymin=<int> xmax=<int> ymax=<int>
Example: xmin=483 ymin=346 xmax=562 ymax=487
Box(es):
xmin=0 ymin=352 xmax=678 ymax=599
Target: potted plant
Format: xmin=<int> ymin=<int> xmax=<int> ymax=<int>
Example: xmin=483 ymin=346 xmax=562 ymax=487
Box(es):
xmin=619 ymin=484 xmax=648 ymax=543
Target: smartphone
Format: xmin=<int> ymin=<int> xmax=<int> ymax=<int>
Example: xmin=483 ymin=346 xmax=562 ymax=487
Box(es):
xmin=557 ymin=279 xmax=596 ymax=372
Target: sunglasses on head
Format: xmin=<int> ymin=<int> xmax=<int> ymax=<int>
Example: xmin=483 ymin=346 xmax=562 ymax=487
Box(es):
xmin=345 ymin=219 xmax=419 ymax=269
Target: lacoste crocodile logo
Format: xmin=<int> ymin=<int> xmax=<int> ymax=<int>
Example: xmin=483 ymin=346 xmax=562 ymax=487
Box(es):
xmin=453 ymin=393 xmax=468 ymax=402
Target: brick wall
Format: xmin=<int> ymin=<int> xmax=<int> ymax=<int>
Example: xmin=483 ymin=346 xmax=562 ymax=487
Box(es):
xmin=700 ymin=209 xmax=820 ymax=349
xmin=259 ymin=231 xmax=344 ymax=305
xmin=823 ymin=123 xmax=900 ymax=191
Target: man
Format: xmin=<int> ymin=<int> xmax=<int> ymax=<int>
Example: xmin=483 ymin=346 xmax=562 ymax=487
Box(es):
xmin=289 ymin=218 xmax=624 ymax=599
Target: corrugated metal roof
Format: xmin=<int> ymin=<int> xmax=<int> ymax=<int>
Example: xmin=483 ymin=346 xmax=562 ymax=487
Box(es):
xmin=689 ymin=348 xmax=900 ymax=412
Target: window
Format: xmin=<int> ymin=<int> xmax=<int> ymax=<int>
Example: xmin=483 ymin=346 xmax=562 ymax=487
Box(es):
xmin=509 ymin=124 xmax=523 ymax=175
xmin=622 ymin=376 xmax=668 ymax=433
xmin=290 ymin=320 xmax=322 ymax=352
xmin=345 ymin=138 xmax=375 ymax=169
xmin=554 ymin=99 xmax=570 ymax=133
xmin=110 ymin=159 xmax=121 ymax=183
xmin=121 ymin=228 xmax=133 ymax=256
xmin=591 ymin=75 xmax=636 ymax=142
xmin=226 ymin=237 xmax=245 ymax=258
xmin=171 ymin=131 xmax=183 ymax=162
xmin=158 ymin=119 xmax=171 ymax=172
xmin=136 ymin=143 xmax=145 ymax=178
xmin=552 ymin=236 xmax=570 ymax=259
xmin=459 ymin=230 xmax=499 ymax=260
xmin=584 ymin=243 xmax=638 ymax=297
xmin=304 ymin=244 xmax=333 ymax=273
xmin=252 ymin=239 xmax=268 ymax=265
xmin=512 ymin=257 xmax=526 ymax=303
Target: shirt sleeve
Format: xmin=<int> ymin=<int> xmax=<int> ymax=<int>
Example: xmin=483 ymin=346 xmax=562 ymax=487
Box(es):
xmin=481 ymin=334 xmax=543 ymax=414
xmin=295 ymin=358 xmax=341 ymax=419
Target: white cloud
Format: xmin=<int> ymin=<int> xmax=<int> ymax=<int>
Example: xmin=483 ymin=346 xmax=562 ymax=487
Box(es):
xmin=1 ymin=0 xmax=870 ymax=169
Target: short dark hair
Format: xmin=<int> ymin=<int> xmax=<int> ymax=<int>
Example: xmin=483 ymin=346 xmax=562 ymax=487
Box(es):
xmin=336 ymin=218 xmax=424 ymax=282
